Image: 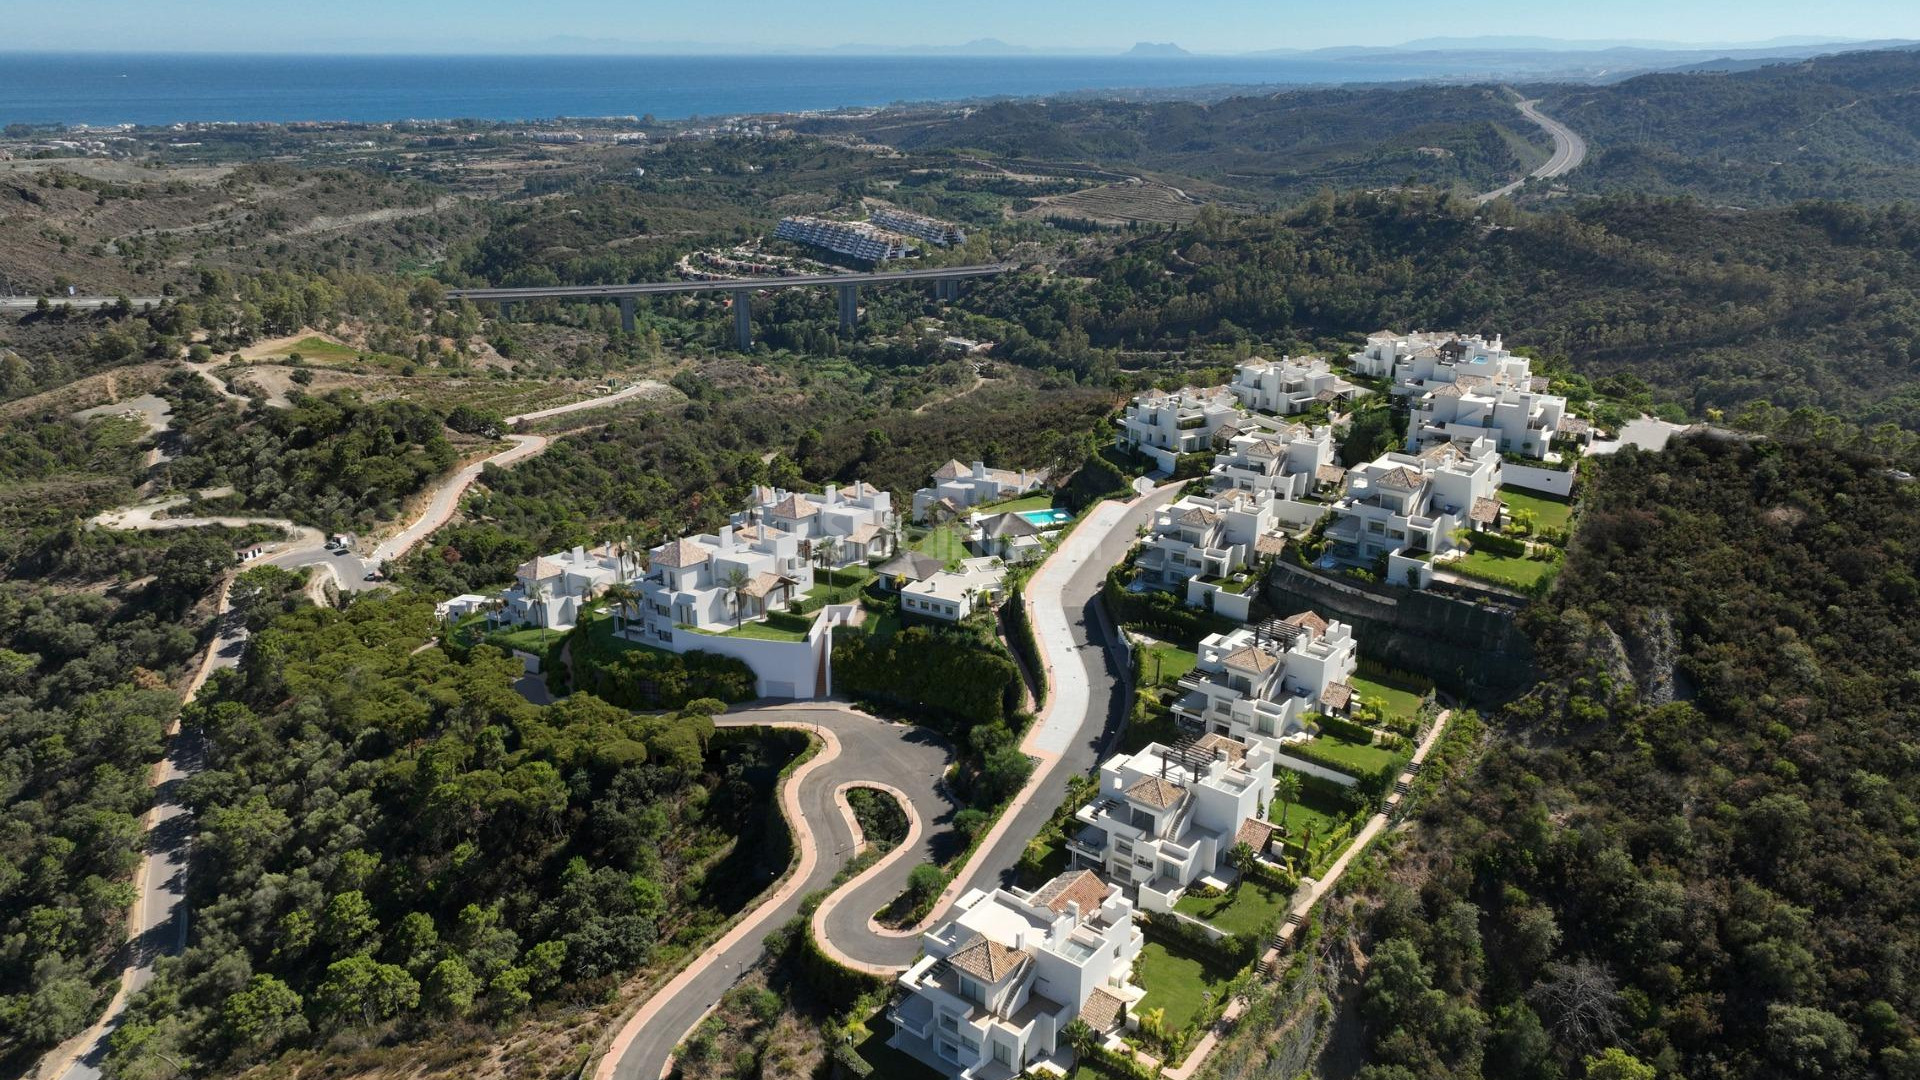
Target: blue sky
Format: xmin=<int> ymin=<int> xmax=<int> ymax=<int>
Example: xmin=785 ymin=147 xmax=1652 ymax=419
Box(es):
xmin=6 ymin=0 xmax=1918 ymax=53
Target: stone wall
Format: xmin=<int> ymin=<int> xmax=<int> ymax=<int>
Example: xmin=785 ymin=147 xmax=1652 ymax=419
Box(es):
xmin=1266 ymin=560 xmax=1536 ymax=700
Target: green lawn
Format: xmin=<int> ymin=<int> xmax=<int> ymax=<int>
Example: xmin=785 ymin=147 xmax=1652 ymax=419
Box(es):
xmin=264 ymin=335 xmax=414 ymax=372
xmin=1349 ymin=673 xmax=1423 ymax=724
xmin=1134 ymin=941 xmax=1236 ymax=1031
xmin=711 ymin=619 xmax=809 ymax=641
xmin=911 ymin=524 xmax=971 ymax=567
xmin=1269 ymin=785 xmax=1355 ymax=846
xmin=1141 ymin=643 xmax=1197 ymax=688
xmin=852 ymin=1014 xmax=944 ymax=1080
xmin=1298 ymin=735 xmax=1406 ymax=777
xmin=1174 ymin=879 xmax=1291 ymax=937
xmin=575 ymin=609 xmax=671 ymax=658
xmin=483 ymin=625 xmax=566 ymax=656
xmin=1499 ymin=486 xmax=1574 ymax=532
xmin=975 ymin=493 xmax=1057 ymax=515
xmin=1452 ymin=550 xmax=1557 ymax=591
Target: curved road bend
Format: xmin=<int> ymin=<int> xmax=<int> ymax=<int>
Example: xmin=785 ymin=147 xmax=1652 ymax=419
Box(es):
xmin=603 ymin=483 xmax=1182 ymax=1080
xmin=1476 ymin=98 xmax=1587 ymax=205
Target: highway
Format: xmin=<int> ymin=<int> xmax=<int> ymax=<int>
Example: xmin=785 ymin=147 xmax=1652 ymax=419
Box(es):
xmin=598 ymin=482 xmax=1183 ymax=1080
xmin=444 ymin=262 xmax=1014 ymax=302
xmin=0 ymin=295 xmax=165 ymax=313
xmin=1476 ymin=98 xmax=1588 ymax=204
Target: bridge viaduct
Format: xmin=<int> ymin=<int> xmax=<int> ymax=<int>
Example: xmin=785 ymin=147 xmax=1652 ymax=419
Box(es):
xmin=445 ymin=262 xmax=1012 ymax=350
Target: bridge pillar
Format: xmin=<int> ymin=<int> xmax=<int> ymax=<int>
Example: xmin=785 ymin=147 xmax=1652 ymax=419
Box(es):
xmin=733 ymin=290 xmax=752 ymax=351
xmin=837 ymin=284 xmax=858 ymax=337
xmin=619 ymin=297 xmax=636 ymax=334
xmin=935 ymin=278 xmax=961 ymax=303
xmin=499 ymin=301 xmax=514 ymax=321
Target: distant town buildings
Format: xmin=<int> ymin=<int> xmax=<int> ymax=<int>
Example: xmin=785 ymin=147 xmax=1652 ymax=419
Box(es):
xmin=775 ymin=215 xmax=915 ymax=262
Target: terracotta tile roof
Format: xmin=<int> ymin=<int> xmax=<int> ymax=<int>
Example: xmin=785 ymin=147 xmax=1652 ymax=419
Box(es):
xmin=1469 ymin=497 xmax=1502 ymax=525
xmin=1194 ymin=732 xmax=1248 ymax=763
xmin=1255 ymin=533 xmax=1288 ymax=557
xmin=516 ymin=556 xmax=564 ymax=580
xmin=738 ymin=572 xmax=791 ymax=600
xmin=1320 ymin=681 xmax=1354 ymax=710
xmin=732 ymin=524 xmax=774 ymax=543
xmin=1429 ymin=382 xmax=1465 ymax=399
xmin=1224 ymin=646 xmax=1279 ymax=673
xmin=947 ymin=933 xmax=1027 ymax=983
xmin=1235 ymin=818 xmax=1277 ymax=854
xmin=933 ymin=459 xmax=970 ymax=480
xmin=1560 ymin=416 xmax=1591 ymax=436
xmin=1081 ymin=988 xmax=1127 ymax=1033
xmin=1284 ymin=610 xmax=1329 ymax=637
xmin=1453 ymin=374 xmax=1492 ymax=391
xmin=1177 ymin=506 xmax=1222 ymax=526
xmin=1314 ymin=389 xmax=1343 ymax=404
xmin=650 ymin=538 xmax=714 ymax=569
xmin=1315 ymin=463 xmax=1347 ymax=485
xmin=844 ymin=522 xmax=883 ymax=545
xmin=1126 ymin=775 xmax=1186 ymax=810
xmin=843 ymin=481 xmax=882 ymax=498
xmin=1419 ymin=444 xmax=1461 ymax=464
xmin=1529 ymin=376 xmax=1552 ymax=393
xmin=1374 ymin=467 xmax=1423 ymax=491
xmin=768 ymin=494 xmax=818 ymax=519
xmin=1033 ymin=869 xmax=1108 ymax=917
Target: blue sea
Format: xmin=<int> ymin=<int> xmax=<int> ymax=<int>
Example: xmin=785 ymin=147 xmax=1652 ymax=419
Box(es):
xmin=0 ymin=53 xmax=1470 ymax=127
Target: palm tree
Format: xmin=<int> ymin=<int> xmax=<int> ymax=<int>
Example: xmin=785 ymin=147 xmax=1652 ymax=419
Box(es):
xmin=813 ymin=535 xmax=842 ymax=574
xmin=524 ymin=578 xmax=547 ymax=628
xmin=722 ymin=567 xmax=751 ymax=627
xmin=1273 ymin=770 xmax=1302 ymax=832
xmin=604 ymin=582 xmax=638 ymax=635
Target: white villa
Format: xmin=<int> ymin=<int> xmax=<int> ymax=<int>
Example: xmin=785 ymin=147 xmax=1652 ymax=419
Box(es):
xmin=1133 ymin=492 xmax=1285 ymax=622
xmin=1228 ymin=355 xmax=1360 ymax=416
xmin=891 ymin=871 xmax=1147 ymax=1079
xmin=633 ymin=523 xmax=814 ymax=641
xmin=732 ymin=482 xmax=897 ymax=566
xmin=1323 ymin=439 xmax=1503 ymax=588
xmin=1066 ymin=734 xmax=1277 ymax=912
xmin=492 ymin=544 xmax=636 ymax=630
xmin=1171 ymin=612 xmax=1359 ymax=749
xmin=913 ymin=460 xmax=1049 ymax=522
xmin=969 ymin=510 xmax=1051 ymax=565
xmin=902 ymin=556 xmax=1008 ymax=622
xmin=1114 ymin=386 xmax=1244 ymax=474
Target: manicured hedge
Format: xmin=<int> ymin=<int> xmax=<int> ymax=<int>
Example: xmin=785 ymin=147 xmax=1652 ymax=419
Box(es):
xmin=1468 ymin=530 xmax=1529 ymax=558
xmin=1313 ymin=712 xmax=1378 ymax=744
xmin=1140 ymin=910 xmax=1260 ymax=971
xmin=571 ymin=644 xmax=757 ymax=710
xmin=1004 ymin=579 xmax=1047 ymax=709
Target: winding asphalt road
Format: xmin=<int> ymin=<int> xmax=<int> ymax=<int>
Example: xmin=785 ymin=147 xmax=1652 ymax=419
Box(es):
xmin=600 ymin=483 xmax=1181 ymax=1080
xmin=1476 ymin=97 xmax=1587 ymax=204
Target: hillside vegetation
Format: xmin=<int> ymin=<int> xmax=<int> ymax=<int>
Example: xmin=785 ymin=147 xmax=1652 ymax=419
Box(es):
xmin=1540 ymin=48 xmax=1920 ymax=205
xmin=1330 ymin=437 xmax=1920 ymax=1080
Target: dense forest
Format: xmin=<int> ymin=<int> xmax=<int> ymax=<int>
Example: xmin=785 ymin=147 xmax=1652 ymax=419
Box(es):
xmin=961 ymin=192 xmax=1920 ymax=431
xmin=792 ymin=85 xmax=1549 ymax=202
xmin=100 ymin=594 xmax=801 ymax=1077
xmin=0 ymin=536 xmax=234 ymax=1074
xmin=1540 ymin=48 xmax=1920 ymax=205
xmin=1335 ymin=436 xmax=1920 ymax=1080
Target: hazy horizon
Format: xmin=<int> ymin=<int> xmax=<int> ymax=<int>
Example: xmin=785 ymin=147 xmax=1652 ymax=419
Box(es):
xmin=6 ymin=0 xmax=1919 ymax=56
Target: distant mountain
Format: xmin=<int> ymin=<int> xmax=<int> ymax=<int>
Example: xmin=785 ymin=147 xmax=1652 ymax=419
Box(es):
xmin=1126 ymin=42 xmax=1191 ymax=58
xmin=1390 ymin=34 xmax=1861 ymax=52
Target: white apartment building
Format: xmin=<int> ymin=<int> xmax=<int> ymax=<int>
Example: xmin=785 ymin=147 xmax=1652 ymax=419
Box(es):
xmin=1134 ymin=492 xmax=1284 ymax=622
xmin=1228 ymin=355 xmax=1359 ymax=415
xmin=774 ymin=215 xmax=915 ymax=262
xmin=1066 ymin=734 xmax=1277 ymax=912
xmin=913 ymin=459 xmax=1048 ymax=522
xmin=869 ymin=205 xmax=967 ymax=247
xmin=733 ymin=482 xmax=896 ymax=567
xmin=1170 ymin=612 xmax=1359 ymax=749
xmin=493 ymin=544 xmax=636 ymax=630
xmin=1349 ymin=330 xmax=1577 ymax=464
xmin=1324 ymin=439 xmax=1503 ymax=588
xmin=1208 ymin=419 xmax=1342 ymax=532
xmin=1114 ymin=386 xmax=1245 ymax=474
xmin=632 ymin=523 xmax=816 ymax=640
xmin=890 ymin=871 xmax=1146 ymax=1078
xmin=901 ymin=556 xmax=1007 ymax=622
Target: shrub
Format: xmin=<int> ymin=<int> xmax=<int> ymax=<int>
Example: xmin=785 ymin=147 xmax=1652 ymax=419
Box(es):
xmin=1468 ymin=530 xmax=1529 ymax=558
xmin=832 ymin=625 xmax=1019 ymax=730
xmin=1312 ymin=712 xmax=1377 ymax=744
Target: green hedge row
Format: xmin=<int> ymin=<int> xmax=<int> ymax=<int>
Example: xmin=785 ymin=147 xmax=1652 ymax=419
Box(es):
xmin=832 ymin=625 xmax=1020 ymax=729
xmin=571 ymin=643 xmax=758 ymax=710
xmin=1313 ymin=712 xmax=1377 ymax=745
xmin=1468 ymin=530 xmax=1529 ymax=558
xmin=1139 ymin=909 xmax=1260 ymax=972
xmin=1003 ymin=579 xmax=1047 ymax=710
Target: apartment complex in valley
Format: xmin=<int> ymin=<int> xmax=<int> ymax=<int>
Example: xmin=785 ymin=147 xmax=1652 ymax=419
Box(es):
xmin=869 ymin=205 xmax=968 ymax=247
xmin=774 ymin=215 xmax=915 ymax=262
xmin=1323 ymin=438 xmax=1503 ymax=588
xmin=1171 ymin=611 xmax=1360 ymax=749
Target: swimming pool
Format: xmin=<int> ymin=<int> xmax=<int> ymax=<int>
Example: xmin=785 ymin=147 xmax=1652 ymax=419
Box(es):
xmin=1018 ymin=508 xmax=1074 ymax=527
